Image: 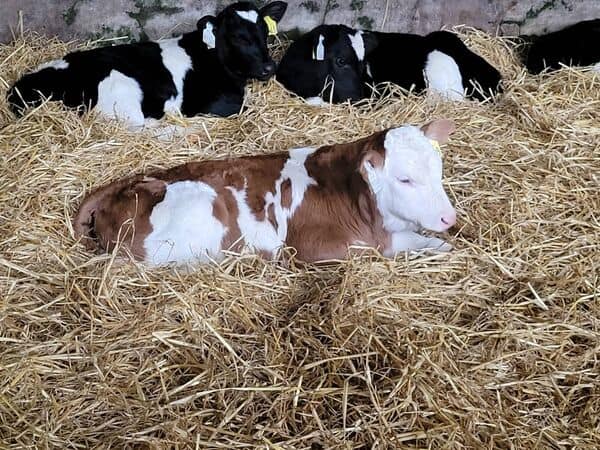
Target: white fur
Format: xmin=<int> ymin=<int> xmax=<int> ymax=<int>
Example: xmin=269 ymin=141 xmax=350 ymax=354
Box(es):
xmin=159 ymin=38 xmax=193 ymax=114
xmin=424 ymin=50 xmax=465 ymax=101
xmin=265 ymin=147 xmax=317 ymax=242
xmin=139 ymin=119 xmax=187 ymax=141
xmin=314 ymin=34 xmax=325 ymax=61
xmin=202 ymin=22 xmax=216 ymax=49
xmin=224 ymin=147 xmax=317 ymax=257
xmin=96 ymin=70 xmax=145 ymax=127
xmin=305 ymin=96 xmax=327 ymax=106
xmin=348 ymin=31 xmax=365 ymax=61
xmin=592 ymin=62 xmax=600 ymax=73
xmin=34 ymin=59 xmax=69 ymax=72
xmin=144 ymin=181 xmax=227 ymax=266
xmin=364 ymin=125 xmax=455 ymax=234
xmin=366 ymin=62 xmax=373 ymax=78
xmin=384 ymin=232 xmax=452 ymax=256
xmin=227 ymin=186 xmax=283 ymax=257
xmin=236 ymin=10 xmax=258 ymax=23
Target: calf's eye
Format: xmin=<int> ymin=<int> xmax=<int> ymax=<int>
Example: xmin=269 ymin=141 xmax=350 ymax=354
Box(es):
xmin=335 ymin=57 xmax=347 ymax=67
xmin=397 ymin=178 xmax=412 ymax=185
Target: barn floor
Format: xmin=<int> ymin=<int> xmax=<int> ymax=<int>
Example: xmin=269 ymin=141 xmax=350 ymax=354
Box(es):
xmin=0 ymin=29 xmax=598 ymax=449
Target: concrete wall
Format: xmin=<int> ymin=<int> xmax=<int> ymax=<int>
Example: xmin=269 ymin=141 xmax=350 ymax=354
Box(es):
xmin=1 ymin=0 xmax=599 ymax=43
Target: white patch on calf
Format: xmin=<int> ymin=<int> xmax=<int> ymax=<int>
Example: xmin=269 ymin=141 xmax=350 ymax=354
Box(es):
xmin=227 ymin=186 xmax=283 ymax=257
xmin=305 ymin=96 xmax=327 ymax=106
xmin=592 ymin=62 xmax=600 ymax=73
xmin=96 ymin=70 xmax=145 ymax=127
xmin=144 ymin=181 xmax=227 ymax=266
xmin=159 ymin=38 xmax=193 ymax=113
xmin=348 ymin=31 xmax=365 ymax=61
xmin=141 ymin=119 xmax=187 ymax=141
xmin=365 ymin=125 xmax=455 ymax=233
xmin=264 ymin=146 xmax=318 ymax=242
xmin=424 ymin=50 xmax=464 ymax=101
xmin=202 ymin=22 xmax=216 ymax=49
xmin=34 ymin=59 xmax=69 ymax=72
xmin=366 ymin=62 xmax=373 ymax=78
xmin=314 ymin=34 xmax=325 ymax=61
xmin=236 ymin=10 xmax=258 ymax=23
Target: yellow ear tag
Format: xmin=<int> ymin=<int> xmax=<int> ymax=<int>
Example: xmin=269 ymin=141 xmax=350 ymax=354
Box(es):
xmin=430 ymin=139 xmax=442 ymax=155
xmin=264 ymin=15 xmax=278 ymax=36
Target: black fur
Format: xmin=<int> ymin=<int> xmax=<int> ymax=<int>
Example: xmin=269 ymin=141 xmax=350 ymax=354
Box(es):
xmin=7 ymin=42 xmax=176 ymax=118
xmin=521 ymin=19 xmax=600 ymax=74
xmin=277 ymin=25 xmax=502 ymax=103
xmin=7 ymin=1 xmax=287 ymax=119
xmin=276 ymin=25 xmax=376 ymax=103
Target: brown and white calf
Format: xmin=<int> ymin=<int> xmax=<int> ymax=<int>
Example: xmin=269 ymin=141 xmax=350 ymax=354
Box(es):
xmin=73 ymin=119 xmax=457 ymax=265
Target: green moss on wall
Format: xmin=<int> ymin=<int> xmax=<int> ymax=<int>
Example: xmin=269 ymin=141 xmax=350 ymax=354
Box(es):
xmin=63 ymin=0 xmax=90 ymax=26
xmin=127 ymin=0 xmax=184 ymax=41
xmin=350 ymin=0 xmax=365 ymax=11
xmin=357 ymin=15 xmax=374 ymax=30
xmin=88 ymin=25 xmax=137 ymax=43
xmin=300 ymin=1 xmax=320 ymax=13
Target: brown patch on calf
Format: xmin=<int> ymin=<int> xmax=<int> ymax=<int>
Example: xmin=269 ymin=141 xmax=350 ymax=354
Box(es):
xmin=286 ymin=130 xmax=390 ymax=262
xmin=153 ymin=155 xmax=285 ymax=223
xmin=213 ymin=188 xmax=243 ymax=253
xmin=266 ymin=202 xmax=277 ymax=229
xmin=74 ymin=175 xmax=167 ymax=260
xmin=97 ymin=177 xmax=167 ymax=259
xmin=77 ymin=153 xmax=289 ymax=261
xmin=280 ymin=178 xmax=292 ymax=208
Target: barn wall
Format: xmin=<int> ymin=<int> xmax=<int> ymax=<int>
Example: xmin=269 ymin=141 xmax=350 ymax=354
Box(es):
xmin=0 ymin=0 xmax=598 ymax=43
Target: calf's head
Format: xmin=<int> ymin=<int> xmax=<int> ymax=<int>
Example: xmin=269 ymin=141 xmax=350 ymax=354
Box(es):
xmin=198 ymin=1 xmax=287 ymax=80
xmin=361 ymin=119 xmax=457 ymax=233
xmin=307 ymin=25 xmax=377 ymax=102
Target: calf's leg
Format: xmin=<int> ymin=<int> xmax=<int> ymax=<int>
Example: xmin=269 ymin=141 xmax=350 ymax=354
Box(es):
xmin=384 ymin=231 xmax=452 ymax=257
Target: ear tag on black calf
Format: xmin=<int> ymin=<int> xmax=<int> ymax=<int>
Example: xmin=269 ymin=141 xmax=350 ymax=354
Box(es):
xmin=312 ymin=34 xmax=325 ymax=61
xmin=264 ymin=16 xmax=278 ymax=35
xmin=202 ymin=22 xmax=216 ymax=49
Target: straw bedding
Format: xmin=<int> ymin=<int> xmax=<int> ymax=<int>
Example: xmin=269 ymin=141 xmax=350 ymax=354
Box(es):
xmin=0 ymin=28 xmax=598 ymax=449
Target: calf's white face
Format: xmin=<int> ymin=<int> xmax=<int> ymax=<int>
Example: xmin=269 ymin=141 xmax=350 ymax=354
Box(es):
xmin=363 ymin=120 xmax=457 ymax=233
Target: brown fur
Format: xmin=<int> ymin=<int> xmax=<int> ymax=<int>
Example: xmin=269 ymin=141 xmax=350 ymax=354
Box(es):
xmin=74 ymin=131 xmax=395 ymax=263
xmin=211 ymin=187 xmax=242 ymax=253
xmin=287 ymin=131 xmax=389 ymax=261
xmin=75 ymin=154 xmax=287 ymax=259
xmin=73 ymin=176 xmax=166 ymax=257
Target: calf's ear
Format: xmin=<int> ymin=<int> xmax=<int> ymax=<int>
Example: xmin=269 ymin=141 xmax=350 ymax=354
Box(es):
xmin=359 ymin=149 xmax=384 ymax=183
xmin=197 ymin=15 xmax=217 ymax=49
xmin=420 ymin=119 xmax=456 ymax=144
xmin=197 ymin=15 xmax=216 ymax=30
xmin=361 ymin=31 xmax=378 ymax=56
xmin=260 ymin=1 xmax=288 ymax=22
xmin=312 ymin=33 xmax=326 ymax=60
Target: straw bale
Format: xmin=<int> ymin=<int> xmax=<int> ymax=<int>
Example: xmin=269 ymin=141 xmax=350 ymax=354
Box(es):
xmin=0 ymin=27 xmax=598 ymax=449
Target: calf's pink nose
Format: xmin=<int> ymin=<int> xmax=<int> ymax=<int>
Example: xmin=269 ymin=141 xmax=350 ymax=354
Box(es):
xmin=440 ymin=211 xmax=457 ymax=229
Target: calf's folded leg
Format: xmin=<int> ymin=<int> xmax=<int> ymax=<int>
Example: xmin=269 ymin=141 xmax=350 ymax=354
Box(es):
xmin=384 ymin=231 xmax=452 ymax=257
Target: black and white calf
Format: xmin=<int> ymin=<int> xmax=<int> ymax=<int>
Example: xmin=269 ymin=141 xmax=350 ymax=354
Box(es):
xmin=276 ymin=25 xmax=377 ymax=104
xmin=7 ymin=1 xmax=287 ymax=124
xmin=277 ymin=25 xmax=502 ymax=104
xmin=520 ymin=19 xmax=600 ymax=74
xmin=367 ymin=31 xmax=502 ymax=101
